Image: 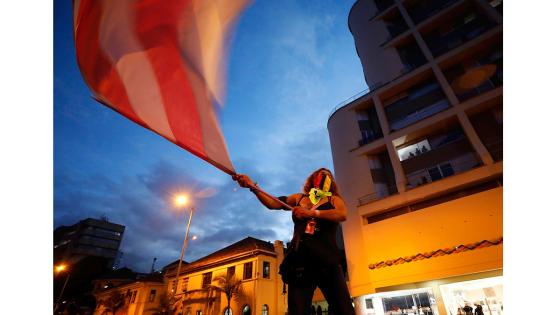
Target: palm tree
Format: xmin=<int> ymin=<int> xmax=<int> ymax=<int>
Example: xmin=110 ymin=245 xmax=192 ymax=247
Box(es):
xmin=208 ymin=273 xmax=244 ymax=314
xmin=146 ymin=293 xmax=181 ymax=315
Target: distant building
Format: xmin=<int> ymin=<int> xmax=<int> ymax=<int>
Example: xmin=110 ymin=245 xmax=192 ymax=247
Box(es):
xmin=328 ymin=0 xmax=502 ymax=314
xmin=163 ymin=237 xmax=287 ymax=315
xmin=92 ymin=269 xmax=166 ymax=315
xmin=54 ymin=217 xmax=125 ymax=267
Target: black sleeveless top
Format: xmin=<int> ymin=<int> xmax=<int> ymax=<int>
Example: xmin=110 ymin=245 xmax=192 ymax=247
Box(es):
xmin=289 ymin=195 xmax=341 ymax=267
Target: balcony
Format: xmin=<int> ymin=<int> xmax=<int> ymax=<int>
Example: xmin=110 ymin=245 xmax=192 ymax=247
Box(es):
xmin=423 ymin=11 xmax=497 ymax=57
xmin=385 ymin=81 xmax=450 ymax=131
xmin=358 ymin=151 xmax=399 ymax=205
xmin=442 ymin=36 xmax=502 ymax=101
xmin=399 ymin=128 xmax=481 ymax=188
xmin=396 ymin=41 xmax=428 ymax=74
xmin=357 ymin=107 xmax=383 ymax=146
xmin=379 ymin=13 xmax=409 ymax=47
xmin=406 ymin=0 xmax=462 ymax=24
xmin=469 ymin=105 xmax=503 ymax=162
xmin=374 ymin=0 xmax=395 ymax=13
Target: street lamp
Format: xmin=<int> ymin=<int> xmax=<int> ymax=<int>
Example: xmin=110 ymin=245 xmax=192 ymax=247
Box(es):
xmin=54 ymin=264 xmax=71 ymax=313
xmin=172 ymin=194 xmax=195 ymax=296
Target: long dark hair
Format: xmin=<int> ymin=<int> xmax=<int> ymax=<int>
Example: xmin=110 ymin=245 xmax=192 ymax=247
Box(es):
xmin=302 ymin=168 xmax=340 ymax=196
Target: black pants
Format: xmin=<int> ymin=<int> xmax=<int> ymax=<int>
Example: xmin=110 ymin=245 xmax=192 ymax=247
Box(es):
xmin=288 ymin=264 xmax=354 ymax=315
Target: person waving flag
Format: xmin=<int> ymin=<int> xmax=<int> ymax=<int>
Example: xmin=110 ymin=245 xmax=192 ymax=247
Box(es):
xmin=73 ymin=0 xmax=250 ymax=173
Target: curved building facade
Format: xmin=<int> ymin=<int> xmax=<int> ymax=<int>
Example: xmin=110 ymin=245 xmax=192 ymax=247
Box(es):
xmin=329 ymin=1 xmax=503 ymax=314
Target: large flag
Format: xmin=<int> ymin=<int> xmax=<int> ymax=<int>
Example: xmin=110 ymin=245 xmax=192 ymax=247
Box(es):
xmin=73 ymin=0 xmax=250 ymax=173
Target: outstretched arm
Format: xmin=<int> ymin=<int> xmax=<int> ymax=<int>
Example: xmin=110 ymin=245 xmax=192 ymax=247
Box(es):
xmin=233 ymin=174 xmax=299 ymax=210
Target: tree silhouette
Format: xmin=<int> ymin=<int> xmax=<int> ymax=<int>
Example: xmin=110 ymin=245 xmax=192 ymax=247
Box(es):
xmin=208 ymin=273 xmax=245 ymax=314
xmin=100 ymin=291 xmax=125 ymax=315
xmin=146 ymin=293 xmax=181 ymax=315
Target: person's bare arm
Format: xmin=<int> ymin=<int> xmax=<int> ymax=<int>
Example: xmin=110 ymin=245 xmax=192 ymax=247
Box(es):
xmin=233 ymin=174 xmax=300 ymax=210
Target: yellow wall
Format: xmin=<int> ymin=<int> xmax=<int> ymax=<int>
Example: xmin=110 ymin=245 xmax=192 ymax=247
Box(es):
xmin=168 ymin=251 xmax=287 ymax=315
xmin=93 ymin=282 xmax=166 ymax=315
xmin=362 ymin=187 xmax=503 ymax=290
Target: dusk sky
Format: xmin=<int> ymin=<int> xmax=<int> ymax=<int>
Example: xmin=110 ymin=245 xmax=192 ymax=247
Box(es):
xmin=54 ymin=0 xmax=367 ymax=272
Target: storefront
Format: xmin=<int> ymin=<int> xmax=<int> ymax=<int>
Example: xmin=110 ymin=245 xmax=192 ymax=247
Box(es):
xmin=439 ymin=276 xmax=503 ymax=315
xmin=360 ymin=288 xmax=439 ymax=315
xmin=355 ymin=274 xmax=503 ymax=315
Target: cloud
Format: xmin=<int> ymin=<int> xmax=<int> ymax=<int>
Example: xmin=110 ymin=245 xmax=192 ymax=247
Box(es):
xmin=54 ymin=158 xmax=294 ymax=272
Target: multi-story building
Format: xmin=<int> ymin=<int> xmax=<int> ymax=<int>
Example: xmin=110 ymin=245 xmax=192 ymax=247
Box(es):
xmin=328 ymin=0 xmax=502 ymax=314
xmin=54 ymin=217 xmax=125 ymax=267
xmin=164 ymin=237 xmax=287 ymax=315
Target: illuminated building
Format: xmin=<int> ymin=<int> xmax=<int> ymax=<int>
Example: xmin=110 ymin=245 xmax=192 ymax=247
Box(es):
xmin=92 ymin=269 xmax=166 ymax=315
xmin=164 ymin=237 xmax=287 ymax=315
xmin=327 ymin=0 xmax=502 ymax=314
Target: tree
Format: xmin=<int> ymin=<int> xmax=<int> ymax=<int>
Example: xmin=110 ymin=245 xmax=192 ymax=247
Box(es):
xmin=208 ymin=273 xmax=245 ymax=315
xmin=101 ymin=291 xmax=125 ymax=315
xmin=146 ymin=293 xmax=181 ymax=315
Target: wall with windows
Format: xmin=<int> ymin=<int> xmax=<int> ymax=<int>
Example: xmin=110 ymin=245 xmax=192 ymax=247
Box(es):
xmin=165 ymin=242 xmax=286 ymax=315
xmin=93 ymin=281 xmax=165 ymax=315
xmin=328 ymin=0 xmax=502 ymax=304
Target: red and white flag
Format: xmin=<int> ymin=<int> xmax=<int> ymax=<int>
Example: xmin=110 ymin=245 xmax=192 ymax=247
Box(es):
xmin=73 ymin=0 xmax=250 ymax=173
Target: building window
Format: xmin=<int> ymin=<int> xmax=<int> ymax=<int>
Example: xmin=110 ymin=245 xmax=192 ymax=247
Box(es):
xmin=227 ymin=266 xmax=235 ymax=278
xmin=196 ymin=311 xmax=202 ymax=315
xmin=262 ymin=304 xmax=269 ymax=315
xmin=365 ymin=298 xmax=374 ymax=309
xmin=243 ymin=262 xmax=253 ymax=280
xmin=242 ymin=305 xmax=251 ymax=315
xmin=131 ymin=291 xmax=137 ymax=303
xmin=224 ymin=307 xmax=233 ymax=315
xmin=149 ymin=289 xmax=156 ymax=302
xmin=181 ymin=277 xmax=189 ymax=292
xmin=263 ymin=261 xmax=270 ymax=279
xmin=202 ymin=272 xmax=212 ymax=288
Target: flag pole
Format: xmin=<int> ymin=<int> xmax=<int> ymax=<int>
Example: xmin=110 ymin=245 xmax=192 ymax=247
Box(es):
xmin=197 ymin=154 xmax=294 ymax=211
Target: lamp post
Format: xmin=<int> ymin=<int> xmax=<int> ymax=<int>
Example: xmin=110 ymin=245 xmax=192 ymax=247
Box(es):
xmin=172 ymin=194 xmax=195 ymax=296
xmin=54 ymin=264 xmax=70 ymax=313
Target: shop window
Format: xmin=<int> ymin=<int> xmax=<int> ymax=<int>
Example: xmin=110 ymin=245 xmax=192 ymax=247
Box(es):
xmin=440 ymin=276 xmax=503 ymax=315
xmin=263 ymin=261 xmax=270 ymax=279
xmin=243 ymin=262 xmax=253 ymax=280
xmin=149 ymin=289 xmax=156 ymax=302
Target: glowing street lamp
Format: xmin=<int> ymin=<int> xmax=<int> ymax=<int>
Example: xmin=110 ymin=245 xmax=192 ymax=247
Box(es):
xmin=54 ymin=264 xmax=71 ymax=313
xmin=172 ymin=194 xmax=195 ymax=296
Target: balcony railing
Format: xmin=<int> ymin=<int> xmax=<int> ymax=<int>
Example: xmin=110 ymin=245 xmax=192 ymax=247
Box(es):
xmin=379 ymin=19 xmax=409 ymax=46
xmin=405 ymin=155 xmax=480 ymax=189
xmin=359 ymin=130 xmax=383 ymax=146
xmin=424 ymin=14 xmax=496 ymax=57
xmin=407 ymin=0 xmax=461 ymax=24
xmin=358 ymin=183 xmax=398 ymax=206
xmin=389 ymin=98 xmax=449 ymax=130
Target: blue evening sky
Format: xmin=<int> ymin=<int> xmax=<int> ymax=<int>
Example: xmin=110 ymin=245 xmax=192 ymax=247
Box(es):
xmin=54 ymin=0 xmax=367 ymax=272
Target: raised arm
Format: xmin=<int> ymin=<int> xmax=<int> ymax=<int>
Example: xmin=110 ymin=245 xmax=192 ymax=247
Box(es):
xmin=233 ymin=174 xmax=300 ymax=210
